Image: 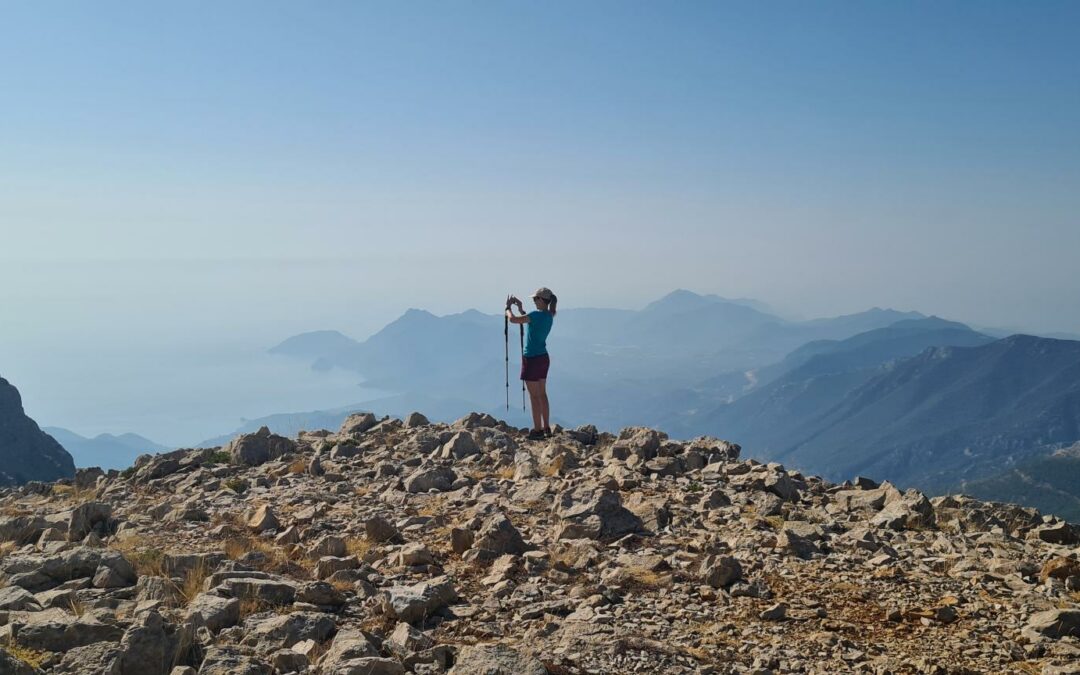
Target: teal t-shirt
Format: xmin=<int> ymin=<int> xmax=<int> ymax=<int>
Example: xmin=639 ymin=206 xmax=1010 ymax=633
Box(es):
xmin=524 ymin=310 xmax=554 ymax=357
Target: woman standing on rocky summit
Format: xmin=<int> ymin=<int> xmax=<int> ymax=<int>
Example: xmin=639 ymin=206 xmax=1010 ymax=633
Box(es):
xmin=506 ymin=287 xmax=557 ymax=440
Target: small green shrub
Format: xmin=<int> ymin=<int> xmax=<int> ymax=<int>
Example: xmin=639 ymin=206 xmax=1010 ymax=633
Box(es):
xmin=223 ymin=478 xmax=248 ymax=494
xmin=204 ymin=450 xmax=232 ymax=466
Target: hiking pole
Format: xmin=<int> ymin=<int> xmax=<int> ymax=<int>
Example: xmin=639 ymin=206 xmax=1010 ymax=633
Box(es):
xmin=504 ymin=297 xmax=510 ymax=410
xmin=519 ymin=322 xmax=526 ymax=411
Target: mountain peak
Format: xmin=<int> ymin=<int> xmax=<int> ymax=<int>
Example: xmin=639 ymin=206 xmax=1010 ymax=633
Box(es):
xmin=0 ymin=376 xmax=75 ymax=485
xmin=0 ymin=413 xmax=1071 ymax=672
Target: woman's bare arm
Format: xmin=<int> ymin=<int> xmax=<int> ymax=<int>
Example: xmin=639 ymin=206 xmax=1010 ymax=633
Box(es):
xmin=506 ymin=297 xmax=530 ymax=325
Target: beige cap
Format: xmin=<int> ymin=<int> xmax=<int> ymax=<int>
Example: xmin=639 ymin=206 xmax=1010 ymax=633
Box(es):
xmin=531 ymin=287 xmax=555 ymax=301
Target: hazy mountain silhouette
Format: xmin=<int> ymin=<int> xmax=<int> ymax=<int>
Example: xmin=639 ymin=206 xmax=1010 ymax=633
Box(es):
xmin=662 ymin=317 xmax=995 ymax=431
xmin=270 ymin=290 xmax=925 ymax=409
xmin=959 ymin=444 xmax=1080 ymax=522
xmin=43 ymin=427 xmax=171 ymax=471
xmin=701 ymin=335 xmax=1080 ymax=492
xmin=260 ymin=293 xmax=1080 ymax=515
xmin=0 ymin=376 xmax=75 ymax=485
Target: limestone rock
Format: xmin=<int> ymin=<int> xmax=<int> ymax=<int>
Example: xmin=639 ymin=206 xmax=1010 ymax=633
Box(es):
xmin=247 ymin=504 xmax=280 ymax=532
xmin=340 ymin=412 xmax=378 ymax=436
xmin=1027 ymin=609 xmax=1080 ymax=639
xmin=225 ymin=427 xmax=296 ymax=467
xmin=186 ymin=593 xmax=241 ymax=632
xmin=380 ymin=576 xmax=457 ymax=623
xmin=449 ymin=643 xmax=547 ymax=675
xmin=404 ymin=465 xmax=456 ymax=493
xmin=553 ymin=486 xmax=643 ymax=540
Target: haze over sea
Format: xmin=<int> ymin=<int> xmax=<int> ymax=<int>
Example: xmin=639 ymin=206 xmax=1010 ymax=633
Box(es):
xmin=3 ymin=2 xmax=1079 ymax=448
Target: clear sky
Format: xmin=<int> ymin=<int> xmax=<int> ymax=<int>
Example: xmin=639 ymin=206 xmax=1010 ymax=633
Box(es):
xmin=1 ymin=2 xmax=1079 ymax=440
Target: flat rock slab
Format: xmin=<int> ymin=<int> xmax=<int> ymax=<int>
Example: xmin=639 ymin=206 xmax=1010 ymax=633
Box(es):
xmin=449 ymin=643 xmax=547 ymax=675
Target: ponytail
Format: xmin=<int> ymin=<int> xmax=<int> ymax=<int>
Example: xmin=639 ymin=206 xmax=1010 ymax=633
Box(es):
xmin=549 ymin=294 xmax=557 ymax=316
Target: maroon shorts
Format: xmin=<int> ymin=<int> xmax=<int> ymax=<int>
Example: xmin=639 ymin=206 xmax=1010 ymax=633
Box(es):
xmin=520 ymin=354 xmax=550 ymax=382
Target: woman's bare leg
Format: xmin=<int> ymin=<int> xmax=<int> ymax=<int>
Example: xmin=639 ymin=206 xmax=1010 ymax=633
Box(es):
xmin=525 ymin=380 xmax=543 ymax=431
xmin=538 ymin=379 xmax=550 ymax=430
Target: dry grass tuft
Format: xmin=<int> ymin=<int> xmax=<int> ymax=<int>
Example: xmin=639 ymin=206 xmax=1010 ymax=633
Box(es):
xmin=541 ymin=454 xmax=567 ymax=477
xmin=345 ymin=536 xmax=372 ymax=559
xmin=764 ymin=515 xmax=785 ymax=531
xmin=180 ymin=560 xmax=212 ymax=605
xmin=224 ymin=535 xmax=312 ymax=577
xmin=416 ymin=496 xmax=447 ymax=517
xmin=238 ymin=595 xmax=293 ymax=619
xmin=112 ymin=543 xmax=166 ymax=577
xmin=66 ymin=596 xmax=86 ymax=617
xmin=0 ymin=541 xmax=16 ymax=560
xmin=0 ymin=503 xmax=30 ymax=517
xmin=50 ymin=484 xmax=98 ymax=504
xmin=286 ymin=460 xmax=308 ymax=475
xmin=495 ymin=465 xmax=517 ymax=480
xmin=619 ymin=566 xmax=674 ymax=591
xmin=1 ymin=639 xmax=49 ymax=669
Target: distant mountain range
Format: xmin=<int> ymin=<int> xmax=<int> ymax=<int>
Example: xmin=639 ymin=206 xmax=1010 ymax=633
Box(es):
xmin=692 ymin=332 xmax=1080 ymax=495
xmin=43 ymin=427 xmax=171 ymax=471
xmin=0 ymin=376 xmax=74 ymax=485
xmin=268 ymin=292 xmax=1080 ymax=521
xmin=6 ymin=289 xmax=1080 ymax=526
xmin=960 ymin=444 xmax=1080 ymax=522
xmin=270 ymin=290 xmax=928 ymax=419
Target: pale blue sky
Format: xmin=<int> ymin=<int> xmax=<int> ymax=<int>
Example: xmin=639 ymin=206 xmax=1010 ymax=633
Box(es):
xmin=1 ymin=2 xmax=1079 ymax=441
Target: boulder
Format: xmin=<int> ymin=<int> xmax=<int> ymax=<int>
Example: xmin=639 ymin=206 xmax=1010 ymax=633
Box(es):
xmin=225 ymin=427 xmax=296 ymax=467
xmin=117 ymin=610 xmax=186 ymax=675
xmin=247 ymin=505 xmax=280 ymax=532
xmin=197 ymin=645 xmax=274 ymax=675
xmin=439 ymin=432 xmax=480 ymax=460
xmin=397 ymin=543 xmax=435 ymax=567
xmin=11 ymin=617 xmax=126 ymax=652
xmin=53 ymin=642 xmax=123 ymax=674
xmin=380 ymin=576 xmax=457 ymax=623
xmin=315 ymin=556 xmax=359 ymax=580
xmin=453 ymin=412 xmax=498 ymax=429
xmin=1032 ymin=521 xmax=1080 ymax=546
xmin=308 ymin=535 xmax=347 ymax=558
xmin=1026 ymin=609 xmax=1080 ymax=639
xmin=386 ymin=621 xmax=434 ymax=657
xmin=324 ymin=658 xmax=405 ymax=675
xmin=623 ymin=493 xmax=671 ymax=532
xmin=365 ymin=515 xmax=400 ymax=543
xmin=553 ymin=486 xmax=643 ymax=540
xmin=296 ymin=581 xmax=346 ymax=609
xmin=700 ymin=554 xmax=742 ymax=588
xmin=242 ymin=611 xmax=336 ymax=652
xmin=340 ymin=413 xmax=378 ymax=436
xmin=318 ymin=628 xmax=380 ymax=669
xmin=404 ymin=412 xmax=430 ymax=428
xmin=404 ymin=465 xmax=456 ymax=493
xmin=215 ymin=577 xmax=297 ymax=606
xmin=464 ymin=512 xmax=527 ymax=562
xmin=870 ymin=489 xmax=935 ymax=530
xmin=449 ymin=643 xmax=547 ymax=675
xmin=186 ymin=593 xmax=241 ymax=632
xmin=0 ymin=585 xmax=42 ymax=611
xmin=0 ymin=514 xmax=49 ymax=544
xmin=67 ymin=501 xmax=112 ymax=541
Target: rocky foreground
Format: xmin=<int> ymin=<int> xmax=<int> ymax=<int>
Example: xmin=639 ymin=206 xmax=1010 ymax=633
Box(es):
xmin=2 ymin=413 xmax=1080 ymax=674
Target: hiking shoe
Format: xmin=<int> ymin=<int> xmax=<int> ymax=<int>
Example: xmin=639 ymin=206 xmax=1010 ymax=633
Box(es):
xmin=543 ymin=427 xmax=553 ymax=438
xmin=526 ymin=429 xmax=546 ymax=441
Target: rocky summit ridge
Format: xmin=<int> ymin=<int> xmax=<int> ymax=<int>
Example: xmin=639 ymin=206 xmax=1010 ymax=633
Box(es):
xmin=1 ymin=413 xmax=1079 ymax=674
